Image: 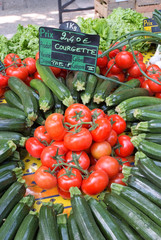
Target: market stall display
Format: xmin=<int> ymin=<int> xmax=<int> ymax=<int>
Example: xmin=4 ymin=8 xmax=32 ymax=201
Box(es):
xmin=0 ymin=7 xmax=161 ymax=240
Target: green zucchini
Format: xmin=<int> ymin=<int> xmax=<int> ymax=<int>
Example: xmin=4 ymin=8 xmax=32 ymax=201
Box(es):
xmin=0 ymin=140 xmax=17 ymax=164
xmin=66 ymin=72 xmax=80 ymax=103
xmin=36 ymin=229 xmax=43 ymax=240
xmin=104 ymin=192 xmax=161 ymax=240
xmin=116 ymin=96 xmax=161 ymax=114
xmin=0 ymin=195 xmax=34 ymax=240
xmin=68 ymin=212 xmax=84 ymax=240
xmin=138 ymin=133 xmax=161 ymax=144
xmin=0 ymin=104 xmax=26 ymax=120
xmin=123 ymin=174 xmax=161 ymax=207
xmin=53 ymin=94 xmax=64 ymax=114
xmin=122 ymin=165 xmax=145 ymax=178
xmin=0 ymin=167 xmax=23 ymax=192
xmin=4 ymin=90 xmax=24 ymax=111
xmin=0 ymin=131 xmax=27 ymax=147
xmin=81 ymin=67 xmax=100 ymax=105
xmin=14 ymin=211 xmax=39 ymax=240
xmin=131 ymin=135 xmax=161 ymax=160
xmin=70 ymin=187 xmax=105 ymax=240
xmin=0 ymin=118 xmax=27 ymax=132
xmin=106 ymin=88 xmax=149 ymax=107
xmin=85 ymin=196 xmax=128 ymax=240
xmin=93 ymin=79 xmax=117 ymax=104
xmin=0 ymin=161 xmax=23 ymax=174
xmin=0 ymin=180 xmax=26 ymax=226
xmin=39 ymin=202 xmax=59 ymax=240
xmin=73 ymin=71 xmax=88 ymax=91
xmin=113 ymin=78 xmax=141 ymax=94
xmin=120 ymin=103 xmax=161 ymax=121
xmin=135 ymin=119 xmax=161 ymax=133
xmin=8 ymin=77 xmax=38 ymax=121
xmin=111 ymin=183 xmax=161 ymax=228
xmin=36 ymin=60 xmax=73 ymax=107
xmin=108 ymin=209 xmax=143 ymax=240
xmin=57 ymin=213 xmax=70 ymax=240
xmin=30 ymin=79 xmax=54 ymax=112
xmin=5 ymin=150 xmax=20 ymax=162
xmin=134 ymin=109 xmax=161 ymax=121
xmin=154 ymin=160 xmax=161 ymax=167
xmin=135 ymin=151 xmax=161 ymax=188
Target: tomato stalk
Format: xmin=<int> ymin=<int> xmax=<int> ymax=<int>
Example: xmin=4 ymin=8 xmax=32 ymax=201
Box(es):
xmin=64 ymin=120 xmax=98 ymax=133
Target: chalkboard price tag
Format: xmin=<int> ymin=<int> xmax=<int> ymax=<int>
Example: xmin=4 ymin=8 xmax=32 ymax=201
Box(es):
xmin=39 ymin=26 xmax=100 ymax=73
xmin=59 ymin=21 xmax=81 ymax=32
xmin=0 ymin=60 xmax=5 ymax=71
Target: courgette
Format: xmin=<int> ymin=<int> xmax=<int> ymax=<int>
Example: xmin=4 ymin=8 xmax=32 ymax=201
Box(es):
xmin=106 ymin=88 xmax=149 ymax=107
xmin=122 ymin=165 xmax=145 ymax=178
xmin=0 ymin=140 xmax=17 ymax=164
xmin=14 ymin=210 xmax=39 ymax=240
xmin=8 ymin=77 xmax=38 ymax=121
xmin=134 ymin=109 xmax=161 ymax=121
xmin=138 ymin=133 xmax=161 ymax=144
xmin=30 ymin=79 xmax=54 ymax=112
xmin=0 ymin=118 xmax=27 ymax=132
xmin=0 ymin=195 xmax=34 ymax=240
xmin=39 ymin=202 xmax=59 ymax=240
xmin=135 ymin=119 xmax=161 ymax=133
xmin=70 ymin=187 xmax=105 ymax=240
xmin=104 ymin=192 xmax=161 ymax=240
xmin=57 ymin=213 xmax=70 ymax=240
xmin=66 ymin=72 xmax=80 ymax=103
xmin=85 ymin=195 xmax=128 ymax=240
xmin=113 ymin=78 xmax=140 ymax=94
xmin=4 ymin=90 xmax=24 ymax=111
xmin=73 ymin=71 xmax=88 ymax=91
xmin=0 ymin=104 xmax=26 ymax=120
xmin=68 ymin=212 xmax=84 ymax=240
xmin=0 ymin=131 xmax=27 ymax=147
xmin=36 ymin=60 xmax=73 ymax=107
xmin=111 ymin=183 xmax=161 ymax=228
xmin=0 ymin=161 xmax=23 ymax=174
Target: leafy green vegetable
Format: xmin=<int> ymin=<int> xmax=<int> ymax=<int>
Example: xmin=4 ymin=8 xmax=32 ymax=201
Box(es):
xmin=77 ymin=7 xmax=149 ymax=52
xmin=0 ymin=24 xmax=39 ymax=61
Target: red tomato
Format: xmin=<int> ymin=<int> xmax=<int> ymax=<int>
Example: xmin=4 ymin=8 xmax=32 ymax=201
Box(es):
xmin=57 ymin=168 xmax=82 ymax=192
xmin=35 ymin=51 xmax=39 ymax=60
xmin=127 ymin=61 xmax=146 ymax=78
xmin=107 ymin=72 xmax=125 ymax=82
xmin=41 ymin=145 xmax=65 ymax=170
xmin=51 ymin=141 xmax=69 ymax=154
xmin=65 ymin=151 xmax=90 ymax=170
xmin=58 ymin=69 xmax=68 ymax=79
xmin=146 ymin=64 xmax=161 ymax=78
xmin=25 ymin=137 xmax=46 ymax=158
xmin=6 ymin=66 xmax=28 ymax=81
xmin=107 ymin=59 xmax=122 ymax=74
xmin=90 ymin=155 xmax=98 ymax=166
xmin=23 ymin=57 xmax=36 ymax=75
xmin=90 ymin=141 xmax=112 ymax=159
xmin=81 ymin=170 xmax=109 ymax=195
xmin=148 ymin=76 xmax=161 ymax=93
xmin=50 ymin=66 xmax=61 ymax=76
xmin=108 ymin=172 xmax=126 ymax=190
xmin=0 ymin=88 xmax=6 ymax=97
xmin=34 ymin=71 xmax=42 ymax=80
xmin=4 ymin=53 xmax=21 ymax=67
xmin=64 ymin=128 xmax=92 ymax=151
xmin=100 ymin=66 xmax=108 ymax=77
xmin=90 ymin=118 xmax=111 ymax=142
xmin=133 ymin=51 xmax=144 ymax=62
xmin=45 ymin=113 xmax=67 ymax=141
xmin=115 ymin=156 xmax=131 ymax=172
xmin=115 ymin=51 xmax=134 ymax=69
xmin=115 ymin=135 xmax=134 ymax=158
xmin=64 ymin=103 xmax=91 ymax=128
xmin=155 ymin=92 xmax=161 ymax=99
xmin=34 ymin=126 xmax=52 ymax=145
xmin=95 ymin=156 xmax=119 ymax=179
xmin=34 ymin=165 xmax=57 ymax=189
xmin=108 ymin=42 xmax=126 ymax=59
xmin=0 ymin=73 xmax=9 ymax=87
xmin=106 ymin=129 xmax=118 ymax=147
xmin=91 ymin=108 xmax=106 ymax=120
xmin=141 ymin=80 xmax=154 ymax=96
xmin=108 ymin=114 xmax=126 ymax=135
xmin=23 ymin=75 xmax=34 ymax=86
xmin=57 ymin=187 xmax=71 ymax=199
xmin=97 ymin=50 xmax=108 ymax=68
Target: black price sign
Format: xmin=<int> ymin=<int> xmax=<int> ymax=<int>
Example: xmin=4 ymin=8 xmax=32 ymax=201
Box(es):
xmin=0 ymin=60 xmax=5 ymax=71
xmin=39 ymin=26 xmax=100 ymax=73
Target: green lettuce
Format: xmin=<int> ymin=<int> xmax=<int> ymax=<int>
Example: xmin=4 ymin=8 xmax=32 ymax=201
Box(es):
xmin=77 ymin=7 xmax=149 ymax=52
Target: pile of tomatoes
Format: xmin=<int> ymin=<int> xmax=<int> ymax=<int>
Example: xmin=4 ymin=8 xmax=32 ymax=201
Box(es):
xmin=97 ymin=43 xmax=161 ymax=97
xmin=25 ymin=103 xmax=134 ymax=198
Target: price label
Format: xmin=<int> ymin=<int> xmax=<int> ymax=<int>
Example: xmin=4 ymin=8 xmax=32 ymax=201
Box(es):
xmin=39 ymin=25 xmax=100 ymax=73
xmin=0 ymin=60 xmax=5 ymax=71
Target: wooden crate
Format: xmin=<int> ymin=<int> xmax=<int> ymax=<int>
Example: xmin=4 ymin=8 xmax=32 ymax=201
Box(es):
xmin=136 ymin=2 xmax=161 ymax=15
xmin=94 ymin=0 xmax=136 ymax=18
xmin=136 ymin=0 xmax=161 ymax=6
